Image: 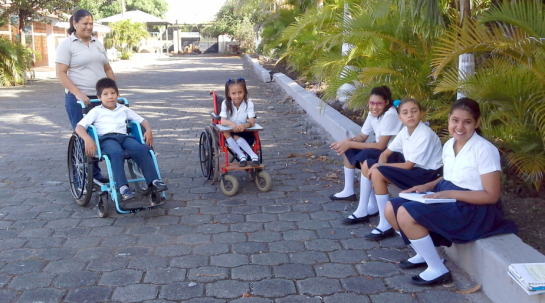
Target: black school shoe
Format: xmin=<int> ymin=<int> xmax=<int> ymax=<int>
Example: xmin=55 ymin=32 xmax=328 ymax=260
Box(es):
xmin=399 ymin=258 xmax=446 ymax=270
xmin=364 ymin=227 xmax=396 ymax=240
xmin=251 ymin=159 xmax=261 ymax=167
xmin=329 ymin=193 xmax=357 ymax=201
xmin=95 ymin=176 xmax=110 ymax=184
xmin=342 ymin=214 xmax=370 ymax=225
xmin=410 ymin=272 xmax=452 ymax=286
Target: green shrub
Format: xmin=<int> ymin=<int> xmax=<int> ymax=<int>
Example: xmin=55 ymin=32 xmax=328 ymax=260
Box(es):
xmin=0 ymin=37 xmax=34 ymax=86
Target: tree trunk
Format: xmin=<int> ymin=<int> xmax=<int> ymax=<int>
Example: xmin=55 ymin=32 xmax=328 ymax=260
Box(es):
xmin=18 ymin=12 xmax=27 ymax=45
xmin=337 ymin=0 xmax=355 ymax=103
xmin=457 ymin=0 xmax=474 ymax=99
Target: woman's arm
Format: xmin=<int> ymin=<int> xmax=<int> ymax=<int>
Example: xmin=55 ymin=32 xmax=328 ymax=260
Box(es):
xmin=104 ymin=63 xmax=115 ymax=80
xmin=56 ymin=63 xmax=90 ymax=104
xmin=425 ymin=171 xmax=501 ymax=205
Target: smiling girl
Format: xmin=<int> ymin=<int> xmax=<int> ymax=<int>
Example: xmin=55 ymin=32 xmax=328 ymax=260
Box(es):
xmin=384 ymin=98 xmax=517 ymax=286
xmin=362 ymin=99 xmax=443 ymax=240
xmin=329 ymin=86 xmax=403 ymax=222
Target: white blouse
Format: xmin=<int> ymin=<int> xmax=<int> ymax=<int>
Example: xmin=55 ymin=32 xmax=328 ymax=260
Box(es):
xmin=219 ymin=100 xmax=256 ymax=125
xmin=387 ymin=122 xmax=443 ymax=170
xmin=360 ymin=106 xmax=402 ymax=145
xmin=442 ymin=133 xmax=501 ymax=191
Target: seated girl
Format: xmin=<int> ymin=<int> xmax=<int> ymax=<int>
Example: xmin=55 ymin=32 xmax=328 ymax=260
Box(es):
xmin=385 ymin=98 xmax=517 ymax=286
xmin=363 ymin=99 xmax=443 ymax=241
xmin=329 ymin=86 xmax=403 ymax=222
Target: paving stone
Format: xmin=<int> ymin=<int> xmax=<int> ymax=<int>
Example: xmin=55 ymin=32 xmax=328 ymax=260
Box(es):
xmin=183 ymin=298 xmax=227 ymax=303
xmin=341 ymin=276 xmax=387 ymax=294
xmin=305 ymin=239 xmax=341 ymax=252
xmin=171 ymin=255 xmax=209 ymax=268
xmin=323 ymin=293 xmax=371 ymax=303
xmin=128 ymin=225 xmax=160 ymax=235
xmin=213 ymin=213 xmax=245 ymax=223
xmin=17 ymin=227 xmax=54 ymax=238
xmin=274 ymin=263 xmax=315 ymax=279
xmin=314 ymin=263 xmax=356 ymax=278
xmin=34 ymin=247 xmax=75 ymax=261
xmin=154 ymin=244 xmax=192 ymax=256
xmin=248 ymin=231 xmax=283 ymax=242
xmin=263 ymin=221 xmax=296 ymax=232
xmin=206 ymin=280 xmax=250 ymax=299
xmin=63 ymin=236 xmax=101 ymax=248
xmin=188 ymin=266 xmax=229 ymax=282
xmin=128 ymin=256 xmax=169 ymax=270
xmin=160 ymin=282 xmax=204 ymax=300
xmin=64 ymin=286 xmax=111 ymax=303
xmin=87 ymin=257 xmax=127 ymax=272
xmin=328 ymin=249 xmax=368 ymax=263
xmin=44 ymin=259 xmax=87 ymax=274
xmin=232 ymin=205 xmax=261 ymax=214
xmin=232 ymin=265 xmax=271 ymax=281
xmin=230 ymin=222 xmax=264 ymax=233
xmin=16 ymin=288 xmax=64 ymax=303
xmin=367 ymin=248 xmax=408 ymax=263
xmin=179 ymin=233 xmax=211 ymax=245
xmin=144 ymin=268 xmax=187 ymax=284
xmin=0 ymin=289 xmax=18 ymax=303
xmin=9 ymin=272 xmax=54 ymax=289
xmin=211 ymin=253 xmax=249 ymax=267
xmin=247 ymin=213 xmax=278 ymax=223
xmin=53 ymin=227 xmax=90 ymax=238
xmin=232 ymin=242 xmax=268 ymax=254
xmin=252 ymin=279 xmax=296 ymax=297
xmin=138 ymin=234 xmax=176 ymax=246
xmin=98 ymin=269 xmax=143 ymax=286
xmin=417 ymin=290 xmax=471 ymax=303
xmin=282 ymin=230 xmax=317 ymax=241
xmin=369 ymin=292 xmax=419 ymax=303
xmin=291 ymin=203 xmax=322 ymax=213
xmin=268 ymin=240 xmax=305 ymax=253
xmin=194 ymin=243 xmax=230 ymax=255
xmin=296 ymin=220 xmax=331 ymax=230
xmin=230 ymin=298 xmax=272 ymax=303
xmin=277 ymin=212 xmax=309 ymax=221
xmin=197 ymin=223 xmax=229 ymax=234
xmin=112 ymin=284 xmax=159 ymax=302
xmin=101 ymin=235 xmax=138 ymax=247
xmin=54 ymin=271 xmax=99 ymax=288
xmin=251 ymin=253 xmax=289 ymax=265
xmin=117 ymin=246 xmax=153 ymax=257
xmin=340 ymin=238 xmax=380 ymax=250
xmin=213 ymin=232 xmax=247 ymax=243
xmin=297 ymin=277 xmax=342 ymax=296
xmin=1 ymin=259 xmax=45 ymax=274
xmin=357 ymin=261 xmax=400 ymax=277
xmin=289 ymin=251 xmax=329 ymax=264
xmin=262 ymin=205 xmax=290 ymax=213
xmin=275 ymin=295 xmax=323 ymax=303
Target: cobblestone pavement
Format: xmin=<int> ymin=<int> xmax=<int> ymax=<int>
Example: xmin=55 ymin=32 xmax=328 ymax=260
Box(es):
xmin=0 ymin=55 xmax=489 ymax=302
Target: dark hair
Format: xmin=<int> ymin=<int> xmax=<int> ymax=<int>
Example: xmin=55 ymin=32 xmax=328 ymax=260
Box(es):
xmin=68 ymin=9 xmax=93 ymax=35
xmin=450 ymin=97 xmax=482 ymax=135
xmin=369 ymin=86 xmax=393 ymax=115
xmin=96 ymin=78 xmax=119 ymax=96
xmin=397 ymin=98 xmax=424 ymax=113
xmin=224 ymin=78 xmax=248 ymax=116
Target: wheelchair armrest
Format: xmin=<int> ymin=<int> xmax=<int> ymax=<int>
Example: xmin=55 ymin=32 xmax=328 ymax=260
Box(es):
xmin=210 ymin=112 xmax=221 ymax=121
xmin=128 ymin=120 xmax=146 ymax=144
xmin=87 ymin=125 xmax=103 ymax=159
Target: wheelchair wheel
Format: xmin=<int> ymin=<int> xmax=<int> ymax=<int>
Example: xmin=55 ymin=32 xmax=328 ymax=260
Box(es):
xmin=68 ymin=133 xmax=94 ymax=206
xmin=97 ymin=193 xmax=109 ymax=218
xmin=128 ymin=159 xmax=148 ymax=194
xmin=255 ymin=171 xmax=272 ymax=192
xmin=199 ymin=130 xmax=214 ymax=181
xmin=220 ymin=175 xmax=239 ymax=196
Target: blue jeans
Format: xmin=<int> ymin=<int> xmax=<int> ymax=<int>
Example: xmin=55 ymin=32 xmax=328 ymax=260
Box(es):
xmin=99 ymin=134 xmax=158 ymax=190
xmin=65 ymin=92 xmax=102 ymax=178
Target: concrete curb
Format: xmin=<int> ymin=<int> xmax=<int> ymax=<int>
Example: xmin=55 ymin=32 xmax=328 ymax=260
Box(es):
xmin=247 ymin=59 xmax=545 ymax=303
xmin=243 ymin=54 xmax=272 ymax=83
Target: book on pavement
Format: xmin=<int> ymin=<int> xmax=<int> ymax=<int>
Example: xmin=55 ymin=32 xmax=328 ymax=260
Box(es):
xmin=508 ymin=263 xmax=545 ymax=295
xmin=398 ymin=192 xmax=456 ymax=204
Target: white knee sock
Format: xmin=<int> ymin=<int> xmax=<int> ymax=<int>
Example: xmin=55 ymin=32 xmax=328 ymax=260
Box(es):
xmin=371 ymin=194 xmax=392 ymax=234
xmin=409 ymin=235 xmax=449 ymax=280
xmin=367 ymin=191 xmax=378 ymax=215
xmin=334 ymin=167 xmax=355 ymax=197
xmin=236 ymin=137 xmax=258 ymax=159
xmin=352 ymin=176 xmax=372 ymax=218
xmin=226 ymin=137 xmax=245 ymax=160
xmin=407 ymin=244 xmax=425 ymax=264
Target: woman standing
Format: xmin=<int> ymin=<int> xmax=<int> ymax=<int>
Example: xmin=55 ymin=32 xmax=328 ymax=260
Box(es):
xmin=56 ymin=9 xmax=115 ymax=182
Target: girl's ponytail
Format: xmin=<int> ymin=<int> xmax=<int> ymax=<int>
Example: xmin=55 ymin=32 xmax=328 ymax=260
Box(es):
xmin=67 ymin=15 xmax=75 ymax=35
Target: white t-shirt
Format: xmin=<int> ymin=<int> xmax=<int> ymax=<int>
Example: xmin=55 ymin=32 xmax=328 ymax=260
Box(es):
xmin=387 ymin=122 xmax=443 ymax=170
xmin=78 ymin=103 xmax=144 ymax=136
xmin=360 ymin=106 xmax=402 ymax=145
xmin=219 ymin=100 xmax=256 ymax=125
xmin=442 ymin=133 xmax=501 ymax=191
xmin=55 ymin=33 xmax=109 ymax=96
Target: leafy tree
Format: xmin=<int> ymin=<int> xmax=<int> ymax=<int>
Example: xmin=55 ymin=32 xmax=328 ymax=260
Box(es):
xmin=0 ymin=0 xmax=79 ymax=45
xmin=77 ymin=0 xmax=107 ymax=19
xmin=104 ymin=19 xmax=150 ymax=58
xmin=92 ymin=0 xmax=169 ymax=19
xmin=0 ymin=37 xmax=35 ymax=86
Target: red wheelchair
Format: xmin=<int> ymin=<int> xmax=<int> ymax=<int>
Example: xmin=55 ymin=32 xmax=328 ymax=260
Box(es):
xmin=198 ymin=91 xmax=272 ymax=196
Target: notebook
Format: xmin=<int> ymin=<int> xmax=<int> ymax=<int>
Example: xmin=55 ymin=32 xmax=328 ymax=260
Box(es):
xmin=508 ymin=263 xmax=545 ymax=295
xmin=398 ymin=192 xmax=456 ymax=204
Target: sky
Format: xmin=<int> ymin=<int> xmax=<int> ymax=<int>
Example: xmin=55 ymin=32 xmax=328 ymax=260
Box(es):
xmin=164 ymin=0 xmax=226 ymax=24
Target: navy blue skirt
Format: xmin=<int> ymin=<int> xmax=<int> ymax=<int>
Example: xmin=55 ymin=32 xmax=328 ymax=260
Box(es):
xmin=371 ymin=166 xmax=442 ymax=190
xmin=345 ymin=148 xmax=404 ymax=169
xmin=390 ymin=179 xmax=518 ymax=246
xmin=231 ymin=131 xmax=255 ymax=146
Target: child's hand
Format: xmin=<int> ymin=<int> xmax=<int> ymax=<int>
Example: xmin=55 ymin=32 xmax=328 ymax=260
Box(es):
xmin=144 ymin=130 xmax=153 ymax=147
xmin=232 ymin=124 xmax=244 ymax=132
xmin=83 ymin=138 xmax=97 ymax=157
xmin=331 ymin=139 xmax=351 ymax=155
xmin=402 ymin=184 xmax=429 ymax=193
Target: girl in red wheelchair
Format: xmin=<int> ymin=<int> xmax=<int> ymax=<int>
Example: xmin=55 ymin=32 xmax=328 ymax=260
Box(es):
xmin=220 ymin=78 xmax=260 ymax=167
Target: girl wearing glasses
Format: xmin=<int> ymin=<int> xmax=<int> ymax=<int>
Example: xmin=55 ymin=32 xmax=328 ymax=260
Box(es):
xmin=330 ymin=86 xmax=402 ymax=224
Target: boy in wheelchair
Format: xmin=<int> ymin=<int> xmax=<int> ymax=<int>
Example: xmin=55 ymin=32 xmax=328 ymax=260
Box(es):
xmin=75 ymin=78 xmax=167 ymax=201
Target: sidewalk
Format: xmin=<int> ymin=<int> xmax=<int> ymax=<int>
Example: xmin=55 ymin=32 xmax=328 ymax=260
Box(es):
xmin=0 ymin=55 xmax=489 ymax=302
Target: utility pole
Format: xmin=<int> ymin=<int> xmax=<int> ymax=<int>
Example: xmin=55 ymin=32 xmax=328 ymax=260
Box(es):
xmin=121 ymin=0 xmax=126 ymax=17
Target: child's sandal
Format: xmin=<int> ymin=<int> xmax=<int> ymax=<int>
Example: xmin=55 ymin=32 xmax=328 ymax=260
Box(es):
xmin=239 ymin=160 xmax=248 ymax=167
xmin=251 ymin=159 xmax=260 ymax=167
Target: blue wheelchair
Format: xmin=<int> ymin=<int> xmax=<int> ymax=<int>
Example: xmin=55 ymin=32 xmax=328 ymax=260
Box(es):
xmin=67 ymin=98 xmax=166 ymax=217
